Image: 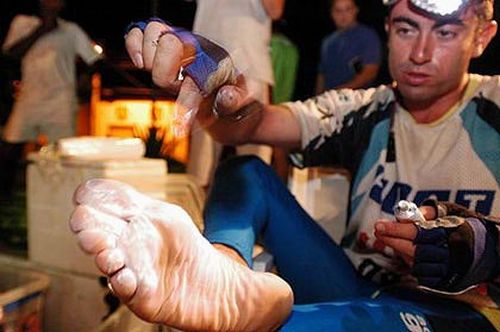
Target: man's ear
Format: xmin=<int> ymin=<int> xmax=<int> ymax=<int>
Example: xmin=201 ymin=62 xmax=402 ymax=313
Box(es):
xmin=384 ymin=17 xmax=390 ymax=34
xmin=384 ymin=17 xmax=391 ymax=48
xmin=473 ymin=20 xmax=498 ymax=58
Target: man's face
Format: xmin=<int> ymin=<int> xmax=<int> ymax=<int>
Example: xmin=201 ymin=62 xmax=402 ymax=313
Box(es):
xmin=387 ymin=0 xmax=484 ymax=109
xmin=331 ymin=0 xmax=359 ymax=30
xmin=39 ymin=0 xmax=64 ymax=15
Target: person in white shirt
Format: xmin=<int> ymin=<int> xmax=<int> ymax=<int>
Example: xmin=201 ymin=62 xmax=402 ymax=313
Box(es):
xmin=0 ymin=0 xmax=102 ymax=200
xmin=187 ymin=0 xmax=285 ymax=189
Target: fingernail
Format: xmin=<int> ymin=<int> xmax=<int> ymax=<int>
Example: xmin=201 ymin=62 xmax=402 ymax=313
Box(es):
xmin=133 ymin=54 xmax=144 ymax=68
xmin=216 ymin=88 xmax=236 ymax=108
xmin=375 ymin=223 xmax=385 ymax=233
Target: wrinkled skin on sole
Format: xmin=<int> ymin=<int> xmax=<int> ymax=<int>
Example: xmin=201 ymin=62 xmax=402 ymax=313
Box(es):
xmin=69 ymin=178 xmax=293 ymax=332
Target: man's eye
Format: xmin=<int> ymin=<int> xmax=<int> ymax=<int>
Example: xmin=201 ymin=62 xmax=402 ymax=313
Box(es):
xmin=436 ymin=29 xmax=457 ymax=39
xmin=395 ymin=26 xmax=416 ymax=37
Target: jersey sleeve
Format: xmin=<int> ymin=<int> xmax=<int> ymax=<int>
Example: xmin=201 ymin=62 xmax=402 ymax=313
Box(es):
xmin=285 ymin=85 xmax=395 ymax=171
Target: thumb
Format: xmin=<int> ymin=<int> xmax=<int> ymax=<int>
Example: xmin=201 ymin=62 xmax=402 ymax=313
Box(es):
xmin=214 ymin=83 xmax=250 ymax=115
xmin=420 ymin=206 xmax=437 ymax=221
xmin=194 ymin=77 xmax=250 ymax=129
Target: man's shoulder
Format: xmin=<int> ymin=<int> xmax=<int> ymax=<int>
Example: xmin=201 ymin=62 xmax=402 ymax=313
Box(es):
xmin=355 ymin=23 xmax=375 ymax=31
xmin=354 ymin=24 xmax=380 ymax=40
xmin=317 ymin=85 xmax=395 ymax=111
xmin=321 ymin=31 xmax=342 ymax=47
xmin=58 ymin=19 xmax=88 ymax=36
xmin=470 ymin=73 xmax=500 ymax=82
xmin=58 ymin=19 xmax=79 ymax=29
xmin=323 ymin=31 xmax=338 ymax=41
xmin=471 ymin=74 xmax=500 ymax=99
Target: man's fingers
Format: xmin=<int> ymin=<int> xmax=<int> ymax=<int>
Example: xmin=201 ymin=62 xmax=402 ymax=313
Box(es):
xmin=142 ymin=21 xmax=170 ymax=70
xmin=374 ymin=221 xmax=418 ymax=240
xmin=420 ymin=206 xmax=436 ymax=220
xmin=152 ymin=32 xmax=186 ymax=90
xmin=124 ymin=22 xmax=245 ymax=137
xmin=377 ymin=235 xmax=416 ymax=259
xmin=181 ymin=82 xmax=247 ymax=133
xmin=214 ymin=80 xmax=250 ymax=114
xmin=125 ymin=28 xmax=145 ymax=68
xmin=399 ymin=252 xmax=414 ymax=267
xmin=124 ymin=21 xmax=186 ymax=88
xmin=375 ymin=221 xmax=418 ymax=260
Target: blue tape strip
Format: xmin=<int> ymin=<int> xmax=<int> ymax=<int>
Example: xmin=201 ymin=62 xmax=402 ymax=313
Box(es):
xmin=124 ymin=21 xmax=147 ymax=36
xmin=124 ymin=17 xmax=169 ymax=36
xmin=167 ymin=27 xmax=226 ymax=95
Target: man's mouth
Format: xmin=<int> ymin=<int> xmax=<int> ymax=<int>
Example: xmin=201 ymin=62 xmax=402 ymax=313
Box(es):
xmin=402 ymin=71 xmax=431 ymax=86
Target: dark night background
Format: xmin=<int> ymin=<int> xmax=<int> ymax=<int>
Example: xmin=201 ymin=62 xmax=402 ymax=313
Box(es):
xmin=1 ymin=0 xmax=500 ymax=101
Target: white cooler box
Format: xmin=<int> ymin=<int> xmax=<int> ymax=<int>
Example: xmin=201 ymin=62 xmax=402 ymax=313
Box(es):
xmin=288 ymin=167 xmax=350 ymax=243
xmin=0 ymin=253 xmax=158 ymax=332
xmin=27 ymin=153 xmax=204 ymax=276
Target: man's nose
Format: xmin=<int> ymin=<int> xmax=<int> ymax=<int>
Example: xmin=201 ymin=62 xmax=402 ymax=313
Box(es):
xmin=410 ymin=33 xmax=434 ymax=64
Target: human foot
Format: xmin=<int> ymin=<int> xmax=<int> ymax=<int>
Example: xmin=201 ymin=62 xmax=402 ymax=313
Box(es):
xmin=69 ymin=179 xmax=293 ymax=331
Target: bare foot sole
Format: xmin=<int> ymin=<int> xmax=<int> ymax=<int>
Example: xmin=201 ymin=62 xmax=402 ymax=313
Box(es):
xmin=69 ymin=179 xmax=293 ymax=332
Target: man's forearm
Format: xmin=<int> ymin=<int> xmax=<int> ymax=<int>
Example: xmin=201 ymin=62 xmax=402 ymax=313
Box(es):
xmin=4 ymin=24 xmax=52 ymax=59
xmin=205 ymin=101 xmax=302 ymax=149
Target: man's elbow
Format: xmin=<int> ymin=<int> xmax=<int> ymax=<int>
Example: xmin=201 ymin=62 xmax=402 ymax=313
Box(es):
xmin=263 ymin=0 xmax=284 ymax=20
xmin=268 ymin=8 xmax=284 ymax=20
xmin=359 ymin=65 xmax=380 ymax=85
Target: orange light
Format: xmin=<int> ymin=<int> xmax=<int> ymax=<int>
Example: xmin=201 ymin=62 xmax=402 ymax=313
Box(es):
xmin=88 ymin=74 xmax=189 ymax=163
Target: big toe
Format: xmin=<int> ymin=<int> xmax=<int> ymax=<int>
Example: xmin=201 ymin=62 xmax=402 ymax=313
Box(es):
xmin=73 ymin=179 xmax=151 ymax=218
xmin=69 ymin=205 xmax=127 ymax=235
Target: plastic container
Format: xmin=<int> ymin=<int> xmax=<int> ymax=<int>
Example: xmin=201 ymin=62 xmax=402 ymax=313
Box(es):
xmin=0 ymin=265 xmax=50 ymax=332
xmin=57 ymin=136 xmax=146 ymax=161
xmin=288 ymin=167 xmax=350 ymax=243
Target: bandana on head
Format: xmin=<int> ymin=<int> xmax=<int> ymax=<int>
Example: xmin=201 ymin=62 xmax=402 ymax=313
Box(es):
xmin=383 ymin=0 xmax=469 ymax=16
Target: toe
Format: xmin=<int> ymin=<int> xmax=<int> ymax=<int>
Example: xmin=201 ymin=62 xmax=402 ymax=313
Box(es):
xmin=69 ymin=205 xmax=127 ymax=235
xmin=73 ymin=178 xmax=150 ymax=218
xmin=110 ymin=268 xmax=138 ymax=301
xmin=77 ymin=229 xmax=117 ymax=254
xmin=96 ymin=248 xmax=126 ymax=275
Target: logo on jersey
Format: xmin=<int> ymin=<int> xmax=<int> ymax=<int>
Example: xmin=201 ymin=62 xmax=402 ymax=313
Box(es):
xmin=400 ymin=312 xmax=431 ymax=332
xmin=369 ymin=165 xmax=495 ymax=215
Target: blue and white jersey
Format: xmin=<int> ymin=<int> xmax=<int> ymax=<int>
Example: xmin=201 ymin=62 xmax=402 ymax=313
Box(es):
xmin=286 ymin=74 xmax=500 ymax=286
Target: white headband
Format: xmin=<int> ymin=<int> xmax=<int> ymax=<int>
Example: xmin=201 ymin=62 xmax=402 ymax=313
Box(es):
xmin=383 ymin=0 xmax=469 ymax=16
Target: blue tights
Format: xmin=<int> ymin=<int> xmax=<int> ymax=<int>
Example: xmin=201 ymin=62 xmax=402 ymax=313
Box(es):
xmin=203 ymin=156 xmax=494 ymax=331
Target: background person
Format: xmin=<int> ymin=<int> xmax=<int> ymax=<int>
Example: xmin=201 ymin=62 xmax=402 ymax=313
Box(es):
xmin=0 ymin=0 xmax=102 ymax=201
xmin=186 ymin=0 xmax=285 ymax=190
xmin=316 ymin=0 xmax=382 ymax=93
